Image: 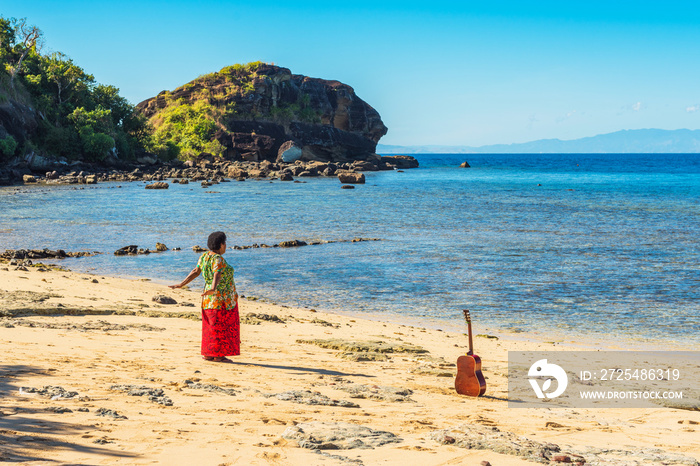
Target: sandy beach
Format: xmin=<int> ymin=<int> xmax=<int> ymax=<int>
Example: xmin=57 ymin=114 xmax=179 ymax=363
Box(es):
xmin=1 ymin=265 xmax=698 ymax=465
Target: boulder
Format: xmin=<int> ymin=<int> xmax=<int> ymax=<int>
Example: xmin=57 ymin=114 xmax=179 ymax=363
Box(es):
xmin=227 ymin=167 xmax=248 ymax=178
xmin=277 ymin=140 xmax=303 ymax=163
xmin=279 ymin=172 xmax=294 ymax=181
xmin=136 ymin=154 xmax=158 ymax=165
xmin=337 ymin=172 xmax=365 ymax=184
xmin=114 ymin=245 xmax=139 ymax=256
xmin=155 ymin=242 xmax=168 ymax=252
xmin=381 ymin=155 xmax=419 ymax=169
xmin=152 ymin=295 xmax=177 ymax=305
xmin=145 ymin=182 xmax=169 ymax=189
xmin=279 ymin=240 xmax=308 ymax=248
xmin=352 ymin=160 xmax=378 ymax=171
xmin=22 ymin=174 xmax=37 ymax=183
xmin=460 ymin=161 xmax=471 ymax=168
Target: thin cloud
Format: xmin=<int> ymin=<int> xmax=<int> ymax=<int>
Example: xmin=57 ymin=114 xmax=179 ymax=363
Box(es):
xmin=618 ymin=102 xmax=644 ymax=115
xmin=556 ymin=110 xmax=577 ymax=123
xmin=686 ymin=105 xmax=700 ymax=113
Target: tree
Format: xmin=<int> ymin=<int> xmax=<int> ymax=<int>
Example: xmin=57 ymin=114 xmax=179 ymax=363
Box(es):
xmin=5 ymin=18 xmax=44 ymax=92
xmin=68 ymin=106 xmax=116 ymax=161
xmin=43 ymin=52 xmax=94 ymax=124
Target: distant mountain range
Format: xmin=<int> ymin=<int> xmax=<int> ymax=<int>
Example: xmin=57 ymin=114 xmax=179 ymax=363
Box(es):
xmin=378 ymin=129 xmax=700 ymax=154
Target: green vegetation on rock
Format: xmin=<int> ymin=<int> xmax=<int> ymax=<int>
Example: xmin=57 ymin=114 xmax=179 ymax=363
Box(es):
xmin=149 ymin=100 xmax=225 ymax=159
xmin=0 ymin=16 xmax=149 ymax=163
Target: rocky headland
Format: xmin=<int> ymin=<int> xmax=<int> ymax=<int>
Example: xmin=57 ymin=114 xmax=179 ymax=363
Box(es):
xmin=1 ymin=62 xmax=420 ymax=186
xmin=136 ymin=63 xmax=388 ymax=164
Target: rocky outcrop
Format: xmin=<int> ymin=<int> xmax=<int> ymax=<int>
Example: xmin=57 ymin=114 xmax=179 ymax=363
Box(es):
xmin=4 ymin=153 xmax=418 ymax=186
xmin=382 ymin=155 xmax=420 ymax=169
xmin=136 ymin=63 xmax=388 ymax=164
xmin=0 ymin=100 xmax=38 ymax=150
xmin=337 ymin=172 xmax=365 ymax=184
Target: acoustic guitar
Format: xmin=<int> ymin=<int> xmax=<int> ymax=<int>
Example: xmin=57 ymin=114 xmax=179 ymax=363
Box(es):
xmin=455 ymin=309 xmax=487 ymax=397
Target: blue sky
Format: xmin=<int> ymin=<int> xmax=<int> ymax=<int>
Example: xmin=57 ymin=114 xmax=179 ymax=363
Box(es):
xmin=3 ymin=1 xmax=700 ymax=146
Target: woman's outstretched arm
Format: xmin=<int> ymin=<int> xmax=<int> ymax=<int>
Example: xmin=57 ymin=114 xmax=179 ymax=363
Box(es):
xmin=169 ymin=267 xmax=201 ymax=289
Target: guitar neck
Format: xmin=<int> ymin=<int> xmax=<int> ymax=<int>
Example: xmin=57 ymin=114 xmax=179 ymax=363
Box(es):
xmin=463 ymin=309 xmax=474 ymax=356
xmin=467 ymin=318 xmax=474 ymax=356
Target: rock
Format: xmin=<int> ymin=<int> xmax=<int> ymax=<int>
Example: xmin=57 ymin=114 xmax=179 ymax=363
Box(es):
xmin=114 ymin=245 xmax=139 ymax=256
xmin=341 ymin=185 xmax=355 ymax=189
xmin=279 ymin=240 xmax=307 ymax=248
xmin=85 ymin=175 xmax=97 ymax=184
xmin=110 ymin=384 xmax=173 ymax=406
xmin=297 ymin=338 xmax=428 ymax=354
xmin=95 ymin=408 xmax=127 ymax=420
xmin=145 ymin=182 xmax=169 ymax=189
xmin=227 ymin=167 xmax=248 ymax=178
xmin=381 ymin=155 xmax=419 ymax=169
xmin=352 ymin=160 xmax=378 ymax=171
xmin=277 ymin=140 xmax=303 ymax=163
xmin=460 ymin=161 xmax=471 ymax=168
xmin=136 ymin=154 xmax=158 ymax=165
xmin=337 ymin=172 xmax=365 ymax=184
xmin=46 ymin=407 xmax=73 ymax=414
xmin=480 ymin=462 xmax=491 ymax=466
xmin=335 ymin=384 xmax=413 ymax=402
xmin=155 ymin=242 xmax=168 ymax=252
xmin=428 ymin=425 xmax=595 ymax=464
xmin=136 ymin=64 xmax=387 ymax=164
xmin=279 ymin=172 xmax=294 ymax=181
xmin=269 ymin=390 xmax=359 ymax=408
xmin=22 ymin=174 xmax=36 ymax=183
xmin=183 ymin=379 xmax=238 ymax=396
xmin=152 ymin=295 xmax=177 ymax=305
xmin=20 ymin=385 xmax=79 ymax=399
xmin=282 ymin=422 xmax=401 ymax=450
xmin=241 ymin=313 xmax=286 ymax=324
xmin=192 ymin=245 xmax=207 ymax=252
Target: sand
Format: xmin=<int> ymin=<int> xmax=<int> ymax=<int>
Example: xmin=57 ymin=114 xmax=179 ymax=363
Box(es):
xmin=0 ymin=265 xmax=698 ymax=465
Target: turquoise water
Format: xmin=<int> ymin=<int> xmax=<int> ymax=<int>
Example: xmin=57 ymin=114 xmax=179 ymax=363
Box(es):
xmin=1 ymin=153 xmax=698 ymax=346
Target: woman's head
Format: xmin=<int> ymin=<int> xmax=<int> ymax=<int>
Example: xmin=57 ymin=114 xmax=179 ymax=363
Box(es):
xmin=207 ymin=231 xmax=227 ymax=252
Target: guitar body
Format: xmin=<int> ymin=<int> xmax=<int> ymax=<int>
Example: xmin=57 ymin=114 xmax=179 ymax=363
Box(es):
xmin=455 ymin=309 xmax=487 ymax=397
xmin=455 ymin=353 xmax=487 ymax=397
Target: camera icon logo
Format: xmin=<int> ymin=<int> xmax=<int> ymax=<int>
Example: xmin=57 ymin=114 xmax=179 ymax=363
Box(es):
xmin=528 ymin=359 xmax=568 ymax=399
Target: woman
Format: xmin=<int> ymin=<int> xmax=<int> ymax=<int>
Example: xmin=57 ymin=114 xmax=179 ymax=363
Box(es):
xmin=170 ymin=231 xmax=240 ymax=362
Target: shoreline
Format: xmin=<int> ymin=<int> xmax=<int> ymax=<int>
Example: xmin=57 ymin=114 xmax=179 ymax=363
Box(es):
xmin=4 ymin=254 xmax=691 ymax=353
xmin=1 ymin=266 xmax=698 ymax=464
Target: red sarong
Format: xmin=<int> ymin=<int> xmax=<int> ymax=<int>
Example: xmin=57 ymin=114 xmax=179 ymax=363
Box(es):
xmin=201 ymin=305 xmax=240 ymax=357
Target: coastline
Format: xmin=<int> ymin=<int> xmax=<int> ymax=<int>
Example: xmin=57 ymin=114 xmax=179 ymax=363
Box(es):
xmin=1 ymin=266 xmax=697 ymax=465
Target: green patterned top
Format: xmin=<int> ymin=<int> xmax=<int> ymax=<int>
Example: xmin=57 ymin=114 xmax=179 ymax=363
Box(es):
xmin=197 ymin=252 xmax=236 ymax=309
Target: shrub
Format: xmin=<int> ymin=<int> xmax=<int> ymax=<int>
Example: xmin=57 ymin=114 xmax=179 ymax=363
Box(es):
xmin=0 ymin=134 xmax=17 ymax=156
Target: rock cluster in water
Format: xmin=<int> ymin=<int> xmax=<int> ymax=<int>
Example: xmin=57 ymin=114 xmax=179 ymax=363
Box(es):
xmin=2 ymin=154 xmax=418 ymax=186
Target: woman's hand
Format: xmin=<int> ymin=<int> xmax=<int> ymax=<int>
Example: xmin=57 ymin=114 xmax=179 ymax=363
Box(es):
xmin=169 ymin=284 xmax=182 ymax=289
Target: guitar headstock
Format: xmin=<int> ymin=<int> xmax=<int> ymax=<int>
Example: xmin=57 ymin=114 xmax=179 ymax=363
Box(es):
xmin=462 ymin=309 xmax=471 ymax=323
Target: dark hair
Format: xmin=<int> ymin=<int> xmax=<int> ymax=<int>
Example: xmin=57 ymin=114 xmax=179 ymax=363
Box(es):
xmin=207 ymin=231 xmax=227 ymax=251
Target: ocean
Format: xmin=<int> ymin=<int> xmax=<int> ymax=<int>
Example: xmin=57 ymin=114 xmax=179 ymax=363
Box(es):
xmin=1 ymin=153 xmax=699 ymax=347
